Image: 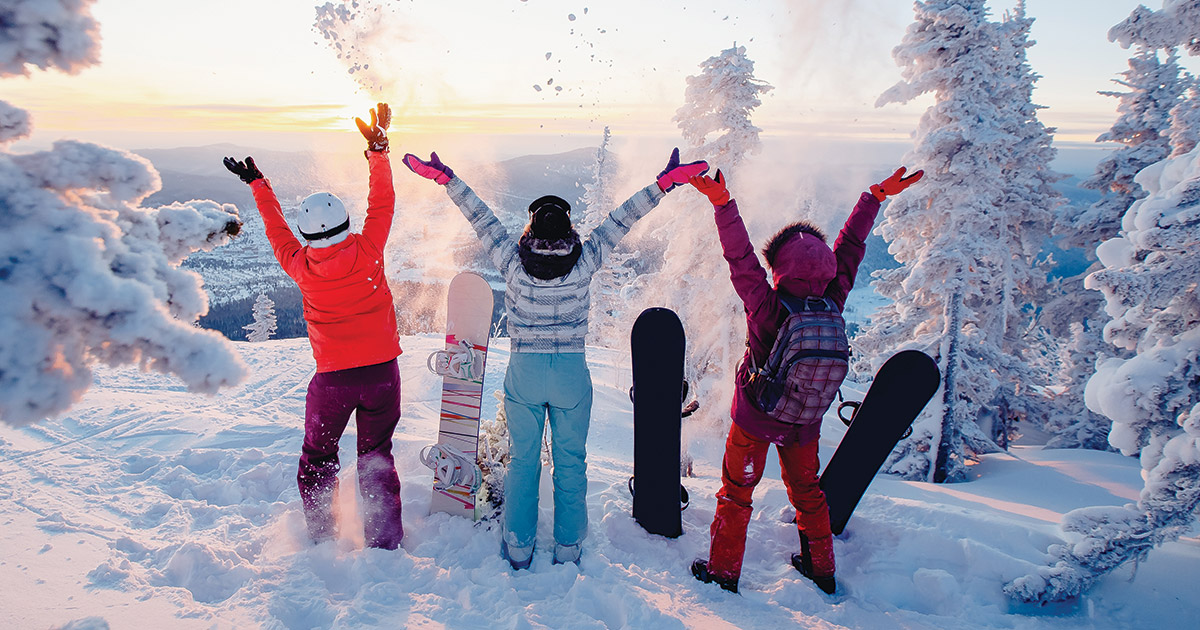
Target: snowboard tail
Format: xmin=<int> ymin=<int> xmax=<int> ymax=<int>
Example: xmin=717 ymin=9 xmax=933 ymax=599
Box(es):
xmin=819 ymin=350 xmax=940 ymax=535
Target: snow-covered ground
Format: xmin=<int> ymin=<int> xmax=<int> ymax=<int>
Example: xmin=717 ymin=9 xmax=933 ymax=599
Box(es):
xmin=1 ymin=336 xmax=1196 ymax=630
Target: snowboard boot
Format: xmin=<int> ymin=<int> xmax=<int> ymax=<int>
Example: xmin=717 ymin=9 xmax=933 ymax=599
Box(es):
xmin=552 ymin=542 xmax=582 ymax=566
xmin=791 ymin=532 xmax=836 ymax=594
xmin=691 ymin=559 xmax=739 ymax=594
xmin=501 ymin=539 xmax=533 ymax=571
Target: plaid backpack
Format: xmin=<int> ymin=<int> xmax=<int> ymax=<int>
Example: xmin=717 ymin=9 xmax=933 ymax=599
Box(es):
xmin=739 ymin=295 xmax=850 ymax=425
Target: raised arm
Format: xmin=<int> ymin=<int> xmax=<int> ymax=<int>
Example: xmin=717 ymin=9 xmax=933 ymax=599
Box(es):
xmin=826 ymin=166 xmax=923 ymax=308
xmin=356 ymin=103 xmax=397 ymax=250
xmin=691 ymin=170 xmax=775 ymax=316
xmin=580 ymin=147 xmax=705 ymax=271
xmin=223 ymin=156 xmax=303 ymax=277
xmin=402 ymin=152 xmax=517 ymax=274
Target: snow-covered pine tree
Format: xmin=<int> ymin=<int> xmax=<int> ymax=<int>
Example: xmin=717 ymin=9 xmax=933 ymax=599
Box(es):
xmin=1007 ymin=145 xmax=1200 ymax=603
xmin=583 ymin=126 xmax=635 ymax=350
xmin=581 ymin=126 xmax=616 ymax=234
xmin=1042 ymin=320 xmax=1113 ymax=450
xmin=625 ymin=45 xmax=773 ymax=431
xmin=1168 ymin=74 xmax=1200 ymax=156
xmin=1109 ymin=0 xmax=1200 ymax=55
xmin=1006 ymin=1 xmax=1200 ymax=603
xmin=0 ymin=0 xmax=246 ymax=426
xmin=673 ymin=45 xmax=772 ymax=167
xmin=862 ymin=0 xmax=1060 ymax=481
xmin=1059 ymin=47 xmax=1186 ymax=251
xmin=243 ymin=293 xmax=278 ymax=342
xmin=1045 ymin=39 xmax=1189 ymax=451
xmin=983 ymin=3 xmax=1066 ymax=447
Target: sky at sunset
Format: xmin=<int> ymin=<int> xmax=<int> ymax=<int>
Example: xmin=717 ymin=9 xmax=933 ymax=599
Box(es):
xmin=2 ymin=0 xmax=1197 ymax=164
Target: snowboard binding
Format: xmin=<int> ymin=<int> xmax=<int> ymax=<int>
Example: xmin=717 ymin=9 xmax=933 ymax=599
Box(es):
xmin=629 ymin=379 xmax=699 ymax=417
xmin=420 ymin=443 xmax=482 ymax=493
xmin=837 ymin=390 xmax=912 ymax=439
xmin=427 ymin=338 xmax=485 ymax=381
xmin=627 ymin=476 xmax=689 ymax=511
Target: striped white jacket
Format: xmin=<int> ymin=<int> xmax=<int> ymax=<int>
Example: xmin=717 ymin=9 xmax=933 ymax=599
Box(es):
xmin=445 ymin=176 xmax=665 ymax=353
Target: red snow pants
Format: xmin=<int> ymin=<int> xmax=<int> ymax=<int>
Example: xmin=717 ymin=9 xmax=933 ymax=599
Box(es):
xmin=706 ymin=422 xmax=833 ymax=582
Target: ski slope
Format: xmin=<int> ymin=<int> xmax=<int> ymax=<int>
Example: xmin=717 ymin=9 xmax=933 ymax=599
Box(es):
xmin=1 ymin=336 xmax=1197 ymax=630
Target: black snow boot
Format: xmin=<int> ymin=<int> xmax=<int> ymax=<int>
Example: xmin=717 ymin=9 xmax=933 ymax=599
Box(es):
xmin=792 ymin=533 xmax=836 ymax=595
xmin=691 ymin=559 xmax=739 ymax=594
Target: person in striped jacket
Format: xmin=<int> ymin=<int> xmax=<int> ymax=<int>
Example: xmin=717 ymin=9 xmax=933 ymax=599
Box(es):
xmin=404 ymin=148 xmax=707 ymax=569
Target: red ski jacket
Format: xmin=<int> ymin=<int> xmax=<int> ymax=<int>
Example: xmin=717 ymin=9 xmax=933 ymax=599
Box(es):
xmin=250 ymin=150 xmax=401 ymax=372
xmin=715 ymin=193 xmax=880 ymax=445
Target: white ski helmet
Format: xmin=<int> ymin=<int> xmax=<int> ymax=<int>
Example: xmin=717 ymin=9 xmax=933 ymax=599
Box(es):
xmin=297 ymin=192 xmax=350 ymax=248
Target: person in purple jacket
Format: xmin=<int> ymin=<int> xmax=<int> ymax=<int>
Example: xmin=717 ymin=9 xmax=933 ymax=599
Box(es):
xmin=686 ymin=166 xmax=922 ymax=594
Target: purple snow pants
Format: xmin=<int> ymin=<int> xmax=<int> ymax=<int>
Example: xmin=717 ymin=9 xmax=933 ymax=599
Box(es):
xmin=298 ymin=359 xmax=404 ymax=549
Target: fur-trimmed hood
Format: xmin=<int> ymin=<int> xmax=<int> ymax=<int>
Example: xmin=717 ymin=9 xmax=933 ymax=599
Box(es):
xmin=517 ymin=228 xmax=582 ymax=280
xmin=771 ymin=231 xmax=836 ymax=298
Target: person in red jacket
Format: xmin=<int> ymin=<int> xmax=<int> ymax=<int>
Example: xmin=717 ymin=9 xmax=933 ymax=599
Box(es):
xmin=686 ymin=166 xmax=922 ymax=594
xmin=223 ymin=103 xmax=404 ymax=549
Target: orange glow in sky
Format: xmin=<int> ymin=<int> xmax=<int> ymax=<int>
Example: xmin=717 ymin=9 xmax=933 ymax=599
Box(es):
xmin=2 ymin=0 xmax=1197 ymax=157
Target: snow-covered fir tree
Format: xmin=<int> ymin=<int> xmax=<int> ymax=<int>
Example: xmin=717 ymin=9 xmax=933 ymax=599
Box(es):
xmin=861 ymin=0 xmax=1061 ymax=481
xmin=1043 ymin=42 xmax=1187 ymax=454
xmin=1007 ymin=145 xmax=1200 ymax=603
xmin=625 ymin=45 xmax=773 ymax=430
xmin=580 ymin=126 xmax=616 ymax=234
xmin=1040 ymin=318 xmax=1114 ymax=450
xmin=0 ymin=0 xmax=246 ymax=426
xmin=1168 ymin=75 xmax=1200 ymax=156
xmin=1046 ymin=22 xmax=1190 ymax=451
xmin=1109 ymin=0 xmax=1200 ymax=55
xmin=1007 ymin=1 xmax=1200 ymax=603
xmin=982 ymin=2 xmax=1066 ymax=447
xmin=1061 ymin=47 xmax=1187 ymax=251
xmin=583 ymin=127 xmax=635 ymax=350
xmin=243 ymin=293 xmax=278 ymax=342
xmin=673 ymin=44 xmax=772 ymax=167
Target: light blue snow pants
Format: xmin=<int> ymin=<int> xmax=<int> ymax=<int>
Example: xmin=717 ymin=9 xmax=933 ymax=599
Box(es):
xmin=503 ymin=352 xmax=593 ymax=550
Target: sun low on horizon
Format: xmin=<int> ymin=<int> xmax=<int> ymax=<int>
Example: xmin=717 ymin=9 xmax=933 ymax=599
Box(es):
xmin=1 ymin=0 xmax=1196 ymax=155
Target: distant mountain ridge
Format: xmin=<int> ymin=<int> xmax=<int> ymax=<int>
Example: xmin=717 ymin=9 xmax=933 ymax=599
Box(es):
xmin=138 ymin=144 xmax=1093 ymax=342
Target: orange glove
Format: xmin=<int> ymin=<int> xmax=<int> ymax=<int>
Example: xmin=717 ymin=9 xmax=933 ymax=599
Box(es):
xmin=689 ymin=169 xmax=731 ymax=207
xmin=871 ymin=166 xmax=924 ymax=201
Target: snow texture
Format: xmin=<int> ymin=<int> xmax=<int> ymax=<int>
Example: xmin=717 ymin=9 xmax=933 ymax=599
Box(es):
xmin=0 ymin=3 xmax=246 ymax=425
xmin=4 ymin=336 xmax=1199 ymax=629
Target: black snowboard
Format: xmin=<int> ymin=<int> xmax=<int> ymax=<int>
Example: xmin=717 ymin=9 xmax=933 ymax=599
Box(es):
xmin=820 ymin=350 xmax=940 ymax=535
xmin=630 ymin=308 xmax=686 ymax=538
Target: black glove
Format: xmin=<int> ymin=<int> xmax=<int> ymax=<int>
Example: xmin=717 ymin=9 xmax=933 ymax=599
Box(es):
xmin=223 ymin=156 xmax=264 ymax=184
xmin=356 ymin=103 xmax=390 ymax=152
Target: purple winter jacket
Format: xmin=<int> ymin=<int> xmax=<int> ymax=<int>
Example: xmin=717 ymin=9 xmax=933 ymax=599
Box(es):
xmin=716 ymin=192 xmax=882 ymax=446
